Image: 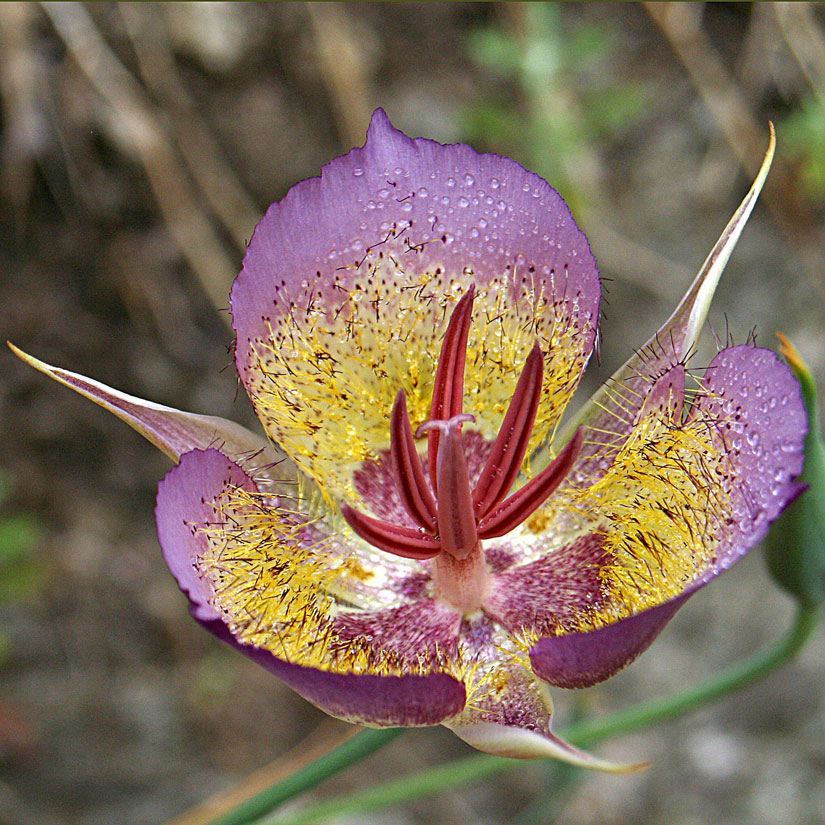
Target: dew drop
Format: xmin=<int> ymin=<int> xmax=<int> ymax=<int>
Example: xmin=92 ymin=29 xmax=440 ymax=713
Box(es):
xmin=379 ymin=188 xmax=390 ymax=199
xmin=417 ymin=187 xmax=429 ymax=198
xmin=470 ymin=228 xmax=480 ymax=238
xmin=401 ymin=201 xmax=413 ymax=212
xmin=446 ymin=177 xmax=456 ymax=187
xmin=478 ymin=217 xmax=488 ymax=228
xmin=353 ymin=167 xmax=364 ymax=177
xmin=522 ymin=182 xmax=530 ymax=192
xmin=367 ymin=200 xmax=376 ymax=210
xmin=490 ymin=177 xmax=500 ymax=189
xmin=394 ymin=167 xmax=404 ymax=176
xmin=464 ymin=173 xmax=475 ymax=186
xmin=458 ymin=196 xmax=469 ymax=208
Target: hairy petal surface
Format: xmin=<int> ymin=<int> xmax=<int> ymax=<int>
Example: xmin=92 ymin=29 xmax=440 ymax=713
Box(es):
xmin=231 ymin=109 xmax=600 ymax=502
xmin=155 ymin=448 xmax=466 ymax=726
xmin=528 ymin=345 xmax=806 ymax=687
xmin=10 ymin=345 xmax=278 ymax=472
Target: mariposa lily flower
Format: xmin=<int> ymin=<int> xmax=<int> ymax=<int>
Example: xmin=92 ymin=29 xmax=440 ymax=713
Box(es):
xmin=13 ymin=111 xmax=806 ymax=771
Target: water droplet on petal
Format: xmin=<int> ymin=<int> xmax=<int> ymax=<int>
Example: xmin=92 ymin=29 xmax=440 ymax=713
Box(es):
xmin=446 ymin=177 xmax=456 ymax=187
xmin=490 ymin=177 xmax=500 ymax=189
xmin=418 ymin=187 xmax=429 ymax=198
xmin=353 ymin=167 xmax=364 ymax=177
xmin=458 ymin=196 xmax=469 ymax=208
xmin=464 ymin=173 xmax=475 ymax=186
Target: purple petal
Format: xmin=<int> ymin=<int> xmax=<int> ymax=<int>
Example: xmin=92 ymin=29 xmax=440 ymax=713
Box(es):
xmin=531 ymin=345 xmax=805 ymax=689
xmin=530 ymin=595 xmax=687 ymax=688
xmin=693 ymin=345 xmax=807 ymax=566
xmin=230 ymin=109 xmax=600 ymax=498
xmin=232 ymin=108 xmax=599 ymax=377
xmin=11 ymin=345 xmax=277 ymax=471
xmin=155 ymin=448 xmax=465 ymax=726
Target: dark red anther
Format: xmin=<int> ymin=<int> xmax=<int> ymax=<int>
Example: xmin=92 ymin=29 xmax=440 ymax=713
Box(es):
xmin=428 ymin=286 xmax=475 ymax=494
xmin=340 ymin=503 xmax=441 ymax=560
xmin=478 ymin=428 xmax=583 ymax=539
xmin=473 ymin=341 xmax=544 ymax=518
xmin=391 ymin=389 xmax=437 ymax=531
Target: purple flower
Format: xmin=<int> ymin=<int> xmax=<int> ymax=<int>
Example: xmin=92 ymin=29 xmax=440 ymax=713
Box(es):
xmin=14 ymin=111 xmax=806 ymax=770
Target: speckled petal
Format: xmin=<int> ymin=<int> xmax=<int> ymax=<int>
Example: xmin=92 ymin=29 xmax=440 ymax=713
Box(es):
xmin=10 ymin=344 xmax=277 ymax=472
xmin=231 ymin=108 xmax=600 ymax=501
xmin=483 ymin=533 xmax=610 ymax=637
xmin=530 ymin=345 xmax=805 ymax=689
xmin=692 ymin=345 xmax=806 ymax=565
xmin=155 ymin=448 xmax=466 ymax=727
xmin=552 ymin=130 xmax=776 ymax=487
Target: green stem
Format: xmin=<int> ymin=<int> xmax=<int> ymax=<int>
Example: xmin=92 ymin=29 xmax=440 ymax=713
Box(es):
xmin=567 ymin=601 xmax=818 ymax=747
xmin=205 ymin=728 xmax=403 ymax=825
xmin=254 ymin=603 xmax=818 ymax=825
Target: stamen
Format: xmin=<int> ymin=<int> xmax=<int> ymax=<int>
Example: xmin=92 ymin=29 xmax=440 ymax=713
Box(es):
xmin=473 ymin=341 xmax=544 ymax=518
xmin=428 ymin=287 xmax=475 ymax=493
xmin=340 ymin=503 xmax=441 ymax=560
xmin=478 ymin=428 xmax=583 ymax=539
xmin=391 ymin=390 xmax=437 ymax=530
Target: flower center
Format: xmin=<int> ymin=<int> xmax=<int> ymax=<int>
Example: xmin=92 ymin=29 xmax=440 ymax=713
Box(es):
xmin=341 ymin=287 xmax=583 ymax=612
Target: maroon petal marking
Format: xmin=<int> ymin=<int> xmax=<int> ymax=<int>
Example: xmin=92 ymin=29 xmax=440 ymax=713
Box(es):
xmin=473 ymin=342 xmax=544 ymax=517
xmin=331 ymin=600 xmax=462 ymax=668
xmin=340 ymin=503 xmax=441 ymax=560
xmin=529 ymin=595 xmax=687 ymax=689
xmin=478 ymin=428 xmax=583 ymax=539
xmin=156 ymin=448 xmax=465 ymax=727
xmin=428 ymin=287 xmax=475 ymax=492
xmin=483 ymin=533 xmax=610 ymax=637
xmin=390 ymin=389 xmax=437 ymax=530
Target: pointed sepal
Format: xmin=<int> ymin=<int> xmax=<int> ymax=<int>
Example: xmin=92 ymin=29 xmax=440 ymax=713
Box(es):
xmin=552 ymin=126 xmax=776 ymax=465
xmin=9 ymin=344 xmax=278 ymax=471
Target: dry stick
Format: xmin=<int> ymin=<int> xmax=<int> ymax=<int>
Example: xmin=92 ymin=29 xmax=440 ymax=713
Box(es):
xmin=645 ymin=2 xmax=825 ymax=302
xmin=775 ymin=4 xmax=825 ymax=106
xmin=166 ymin=720 xmax=358 ymax=825
xmin=306 ymin=3 xmax=375 ymax=150
xmin=41 ymin=2 xmax=236 ymax=319
xmin=119 ymin=2 xmax=261 ymax=254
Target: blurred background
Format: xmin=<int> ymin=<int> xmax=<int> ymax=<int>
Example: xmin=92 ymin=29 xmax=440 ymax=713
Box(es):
xmin=1 ymin=3 xmax=824 ymax=824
